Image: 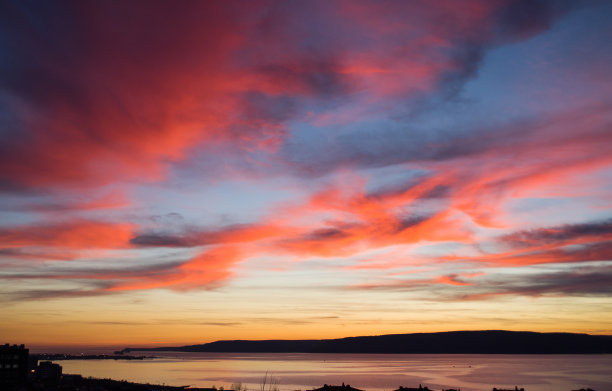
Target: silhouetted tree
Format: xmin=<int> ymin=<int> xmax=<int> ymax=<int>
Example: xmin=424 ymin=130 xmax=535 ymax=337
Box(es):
xmin=232 ymin=382 xmax=248 ymax=391
xmin=260 ymin=372 xmax=279 ymax=391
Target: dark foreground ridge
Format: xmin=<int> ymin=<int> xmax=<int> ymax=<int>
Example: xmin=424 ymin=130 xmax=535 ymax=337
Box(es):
xmin=122 ymin=330 xmax=612 ymax=354
xmin=3 ymin=376 xmax=600 ymax=391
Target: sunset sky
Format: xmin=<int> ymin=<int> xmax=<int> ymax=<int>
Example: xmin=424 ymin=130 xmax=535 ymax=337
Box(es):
xmin=1 ymin=0 xmax=612 ymax=348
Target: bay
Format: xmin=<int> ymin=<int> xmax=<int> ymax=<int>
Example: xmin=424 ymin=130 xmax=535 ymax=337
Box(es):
xmin=53 ymin=353 xmax=612 ymax=391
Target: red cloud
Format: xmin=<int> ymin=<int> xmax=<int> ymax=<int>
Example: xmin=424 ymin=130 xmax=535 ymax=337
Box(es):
xmin=436 ymin=274 xmax=473 ymax=286
xmin=0 ymin=220 xmax=134 ymax=250
xmin=4 ymin=100 xmax=610 ymax=292
xmin=1 ymin=1 xmax=608 ymax=299
xmin=1 ymin=0 xmax=564 ymax=191
xmin=0 ymin=2 xmax=266 ymax=189
xmin=108 ymin=245 xmax=241 ymax=292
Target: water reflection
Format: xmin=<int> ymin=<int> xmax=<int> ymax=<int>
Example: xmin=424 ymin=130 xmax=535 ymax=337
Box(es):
xmin=55 ymin=353 xmax=612 ymax=391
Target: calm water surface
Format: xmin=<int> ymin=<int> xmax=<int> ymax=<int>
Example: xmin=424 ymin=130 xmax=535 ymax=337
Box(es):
xmin=52 ymin=353 xmax=612 ymax=391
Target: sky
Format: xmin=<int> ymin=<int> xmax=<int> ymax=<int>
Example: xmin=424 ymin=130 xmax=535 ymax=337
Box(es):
xmin=1 ymin=0 xmax=612 ymax=348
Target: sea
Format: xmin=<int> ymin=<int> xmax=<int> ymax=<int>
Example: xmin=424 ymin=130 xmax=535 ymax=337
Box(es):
xmin=37 ymin=351 xmax=612 ymax=391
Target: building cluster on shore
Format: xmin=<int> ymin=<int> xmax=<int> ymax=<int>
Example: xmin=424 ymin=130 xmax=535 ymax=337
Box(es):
xmin=1 ymin=344 xmax=597 ymax=391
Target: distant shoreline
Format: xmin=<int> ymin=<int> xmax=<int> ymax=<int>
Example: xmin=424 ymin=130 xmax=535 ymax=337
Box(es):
xmin=34 ymin=353 xmax=156 ymax=361
xmin=121 ymin=330 xmax=612 ymax=355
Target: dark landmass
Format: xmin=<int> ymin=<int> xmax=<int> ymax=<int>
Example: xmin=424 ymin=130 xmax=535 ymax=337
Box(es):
xmin=3 ymin=374 xmax=597 ymax=391
xmin=5 ymin=373 xmax=192 ymax=391
xmin=122 ymin=330 xmax=612 ymax=354
xmin=34 ymin=353 xmax=155 ymax=361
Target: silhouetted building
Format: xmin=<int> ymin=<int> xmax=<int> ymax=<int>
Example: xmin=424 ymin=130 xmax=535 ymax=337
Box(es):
xmin=0 ymin=343 xmax=29 ymax=387
xmin=311 ymin=383 xmax=364 ymax=391
xmin=395 ymin=386 xmax=431 ymax=391
xmin=62 ymin=373 xmax=83 ymax=383
xmin=37 ymin=360 xmax=62 ymax=383
xmin=27 ymin=354 xmax=38 ymax=374
xmin=493 ymin=388 xmax=524 ymax=391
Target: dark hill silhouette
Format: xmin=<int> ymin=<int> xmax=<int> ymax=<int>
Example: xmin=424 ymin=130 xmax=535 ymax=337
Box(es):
xmin=122 ymin=330 xmax=612 ymax=354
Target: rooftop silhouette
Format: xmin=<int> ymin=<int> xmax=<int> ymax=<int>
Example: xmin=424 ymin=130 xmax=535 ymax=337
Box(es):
xmin=311 ymin=384 xmax=364 ymax=391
